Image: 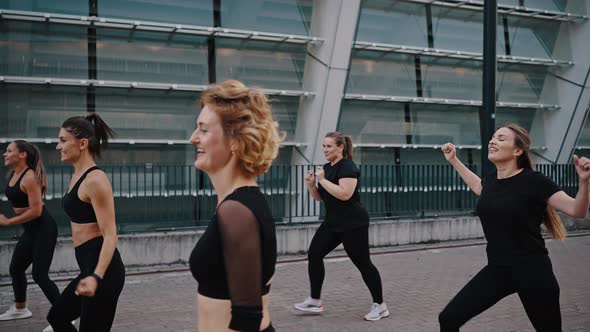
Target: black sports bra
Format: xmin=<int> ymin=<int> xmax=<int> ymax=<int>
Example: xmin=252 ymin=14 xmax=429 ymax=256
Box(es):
xmin=63 ymin=166 xmax=99 ymax=224
xmin=189 ymin=186 xmax=277 ymax=300
xmin=5 ymin=168 xmax=31 ymax=208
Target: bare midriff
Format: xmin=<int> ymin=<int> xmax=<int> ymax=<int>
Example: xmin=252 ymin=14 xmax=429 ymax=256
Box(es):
xmin=197 ymin=286 xmax=271 ymax=331
xmin=71 ymin=222 xmax=102 ymax=247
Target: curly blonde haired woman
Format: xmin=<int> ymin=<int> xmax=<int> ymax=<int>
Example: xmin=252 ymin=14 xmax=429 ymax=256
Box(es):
xmin=188 ymin=80 xmax=283 ymax=332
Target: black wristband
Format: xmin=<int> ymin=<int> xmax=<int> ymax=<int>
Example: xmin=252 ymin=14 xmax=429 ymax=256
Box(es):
xmin=90 ymin=272 xmax=103 ymax=285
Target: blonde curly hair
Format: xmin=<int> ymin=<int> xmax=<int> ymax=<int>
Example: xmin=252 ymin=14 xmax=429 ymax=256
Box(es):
xmin=200 ymin=80 xmax=284 ymax=177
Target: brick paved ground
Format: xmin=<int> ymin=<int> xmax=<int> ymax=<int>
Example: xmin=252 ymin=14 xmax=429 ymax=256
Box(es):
xmin=1 ymin=234 xmax=589 ymax=332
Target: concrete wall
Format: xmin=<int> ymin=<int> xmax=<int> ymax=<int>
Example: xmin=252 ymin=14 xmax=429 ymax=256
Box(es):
xmin=2 ymin=214 xmax=589 ymax=277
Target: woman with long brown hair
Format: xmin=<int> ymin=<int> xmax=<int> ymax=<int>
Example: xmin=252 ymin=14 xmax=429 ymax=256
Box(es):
xmin=0 ymin=140 xmax=60 ymax=322
xmin=439 ymin=123 xmax=590 ymax=331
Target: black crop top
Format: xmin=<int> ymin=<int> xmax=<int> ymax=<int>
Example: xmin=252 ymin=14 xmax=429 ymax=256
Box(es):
xmin=189 ymin=186 xmax=277 ymax=329
xmin=5 ymin=168 xmax=31 ymax=208
xmin=63 ymin=166 xmax=99 ymax=224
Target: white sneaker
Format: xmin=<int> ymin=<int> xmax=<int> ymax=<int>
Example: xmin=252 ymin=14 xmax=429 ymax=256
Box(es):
xmin=42 ymin=319 xmax=77 ymax=332
xmin=0 ymin=305 xmax=32 ymax=321
xmin=364 ymin=302 xmax=389 ymax=321
xmin=294 ymin=297 xmax=324 ymax=313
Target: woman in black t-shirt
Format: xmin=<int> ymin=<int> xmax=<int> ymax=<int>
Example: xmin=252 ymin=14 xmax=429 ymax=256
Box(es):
xmin=294 ymin=132 xmax=389 ymax=321
xmin=439 ymin=124 xmax=590 ymax=332
xmin=188 ymin=80 xmax=282 ymax=332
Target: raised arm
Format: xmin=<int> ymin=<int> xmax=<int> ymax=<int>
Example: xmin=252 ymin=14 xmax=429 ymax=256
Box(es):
xmin=442 ymin=143 xmax=482 ymax=196
xmin=76 ymin=171 xmax=118 ymax=297
xmin=217 ymin=200 xmax=264 ymax=332
xmin=547 ymin=155 xmax=590 ymax=218
xmin=0 ymin=172 xmax=43 ymax=226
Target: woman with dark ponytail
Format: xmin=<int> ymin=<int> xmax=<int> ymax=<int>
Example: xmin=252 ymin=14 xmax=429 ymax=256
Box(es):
xmin=0 ymin=140 xmax=60 ymax=323
xmin=294 ymin=132 xmax=389 ymax=321
xmin=47 ymin=113 xmax=125 ymax=332
xmin=439 ymin=124 xmax=590 ymax=331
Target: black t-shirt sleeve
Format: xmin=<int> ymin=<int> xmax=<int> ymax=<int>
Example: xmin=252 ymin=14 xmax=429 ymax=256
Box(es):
xmin=532 ymin=171 xmax=562 ymax=202
xmin=217 ymin=200 xmax=263 ymax=332
xmin=337 ymin=159 xmax=360 ymax=179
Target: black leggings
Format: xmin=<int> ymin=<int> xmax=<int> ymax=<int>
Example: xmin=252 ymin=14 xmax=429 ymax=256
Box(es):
xmin=308 ymin=223 xmax=383 ymax=304
xmin=10 ymin=207 xmax=60 ymax=304
xmin=47 ymin=236 xmax=125 ymax=332
xmin=439 ymin=255 xmax=561 ymax=332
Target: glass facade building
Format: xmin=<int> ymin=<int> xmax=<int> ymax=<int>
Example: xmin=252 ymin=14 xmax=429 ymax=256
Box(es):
xmin=0 ymin=0 xmax=589 ymax=166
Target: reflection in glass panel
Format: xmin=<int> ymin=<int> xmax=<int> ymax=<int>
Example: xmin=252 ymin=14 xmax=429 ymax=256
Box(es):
xmin=356 ymin=0 xmax=427 ymax=46
xmin=338 ymin=100 xmax=407 ymax=144
xmin=410 ymin=104 xmax=480 ymax=145
xmin=347 ymin=51 xmax=416 ymax=96
xmin=96 ymin=29 xmax=208 ymax=84
xmin=507 ymin=16 xmax=560 ymax=59
xmin=0 ymin=84 xmax=86 ymax=138
xmin=577 ymin=116 xmax=590 ymax=147
xmin=355 ymin=148 xmax=396 ymax=165
xmin=431 ymin=7 xmax=504 ymax=54
xmin=562 ymin=1 xmax=589 ymax=15
xmin=354 ymin=147 xmax=472 ymax=165
xmin=216 ymin=39 xmax=306 ymax=90
xmin=525 ymin=0 xmax=588 ymax=12
xmin=0 ymin=0 xmax=88 ymax=15
xmin=95 ymin=89 xmax=200 ymax=141
xmin=0 ymin=21 xmax=88 ymax=78
xmin=269 ymin=96 xmax=298 ymax=141
xmin=497 ymin=64 xmax=549 ymax=104
xmin=100 ymin=0 xmax=213 ymax=26
xmin=221 ymin=0 xmax=312 ymax=35
xmin=495 ymin=108 xmax=544 ymax=146
xmin=399 ymin=149 xmax=449 ymax=164
xmin=421 ymin=57 xmax=482 ymax=100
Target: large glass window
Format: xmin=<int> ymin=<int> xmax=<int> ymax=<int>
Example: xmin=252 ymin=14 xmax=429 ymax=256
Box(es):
xmin=0 ymin=21 xmax=88 ymax=79
xmin=577 ymin=114 xmax=590 ymax=147
xmin=0 ymin=84 xmax=86 ymax=138
xmin=221 ymin=0 xmax=312 ymax=35
xmin=269 ymin=96 xmax=299 ymax=142
xmin=356 ymin=0 xmax=428 ymax=46
xmin=338 ymin=100 xmax=407 ymax=144
xmin=99 ymin=0 xmax=213 ymax=26
xmin=507 ymin=16 xmax=560 ymax=59
xmin=420 ymin=57 xmax=482 ymax=100
xmin=96 ymin=29 xmax=208 ymax=84
xmin=497 ymin=64 xmax=550 ymax=104
xmin=431 ymin=7 xmax=505 ymax=54
xmin=95 ymin=88 xmax=199 ymax=141
xmin=216 ymin=38 xmax=306 ymax=90
xmin=347 ymin=51 xmax=417 ymax=97
xmin=0 ymin=0 xmax=88 ymax=15
xmin=410 ymin=104 xmax=480 ymax=145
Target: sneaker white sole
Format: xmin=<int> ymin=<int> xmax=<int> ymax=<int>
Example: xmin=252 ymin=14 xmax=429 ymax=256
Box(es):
xmin=364 ymin=309 xmax=390 ymax=321
xmin=294 ymin=304 xmax=324 ymax=313
xmin=0 ymin=313 xmax=32 ymax=321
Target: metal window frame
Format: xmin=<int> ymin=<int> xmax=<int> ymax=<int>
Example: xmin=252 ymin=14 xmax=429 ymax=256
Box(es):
xmin=0 ymin=137 xmax=306 ymax=147
xmin=395 ymin=0 xmax=587 ymax=22
xmin=0 ymin=75 xmax=315 ymax=97
xmin=0 ymin=9 xmax=324 ymax=45
xmin=354 ymin=41 xmax=572 ymax=67
xmin=344 ymin=93 xmax=559 ymax=110
xmin=352 ymin=143 xmax=547 ymax=150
